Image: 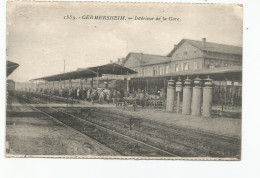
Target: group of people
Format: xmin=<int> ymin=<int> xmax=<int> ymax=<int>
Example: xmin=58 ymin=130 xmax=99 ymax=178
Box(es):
xmin=27 ymin=87 xmax=166 ymax=106
xmin=34 ymin=87 xmax=126 ymax=104
xmin=129 ymin=89 xmax=166 ymax=100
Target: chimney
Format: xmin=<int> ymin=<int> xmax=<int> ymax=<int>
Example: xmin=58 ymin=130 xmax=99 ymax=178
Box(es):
xmin=118 ymin=58 xmax=121 ymax=62
xmin=202 ymin=38 xmax=206 ymax=48
xmin=110 ymin=60 xmax=113 ymax=63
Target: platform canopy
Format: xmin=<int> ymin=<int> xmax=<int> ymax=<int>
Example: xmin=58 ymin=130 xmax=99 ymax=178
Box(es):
xmin=33 ymin=63 xmax=137 ymax=81
xmin=7 ymin=60 xmax=19 ymax=77
xmin=131 ymin=66 xmax=242 ymax=81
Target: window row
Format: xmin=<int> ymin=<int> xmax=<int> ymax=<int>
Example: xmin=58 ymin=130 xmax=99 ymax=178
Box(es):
xmin=133 ymin=65 xmax=170 ymax=77
xmin=174 ymin=61 xmax=201 ymax=72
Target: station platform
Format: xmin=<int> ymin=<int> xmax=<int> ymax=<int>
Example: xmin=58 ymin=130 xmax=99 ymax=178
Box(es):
xmin=75 ymin=100 xmax=241 ymax=138
xmin=5 ymin=99 xmax=119 ymax=156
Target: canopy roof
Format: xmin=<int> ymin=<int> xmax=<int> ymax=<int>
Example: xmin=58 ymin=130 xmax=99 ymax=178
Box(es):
xmin=33 ymin=63 xmax=137 ymax=81
xmin=131 ymin=66 xmax=242 ymax=81
xmin=7 ymin=60 xmax=19 ymax=77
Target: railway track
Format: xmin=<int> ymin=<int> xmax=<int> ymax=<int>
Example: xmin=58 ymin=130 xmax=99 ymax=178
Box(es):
xmin=17 ymin=95 xmax=178 ymax=157
xmin=60 ymin=107 xmax=240 ymax=157
xmin=16 ymin=93 xmax=240 ymax=158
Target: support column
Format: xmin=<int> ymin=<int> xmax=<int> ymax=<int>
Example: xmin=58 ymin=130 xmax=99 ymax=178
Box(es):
xmin=176 ymin=77 xmax=182 ymax=114
xmin=166 ymin=79 xmax=175 ymax=112
xmin=36 ymin=80 xmax=38 ymax=92
xmin=69 ymin=79 xmax=72 ymax=88
xmin=80 ymin=78 xmax=83 ymax=88
xmin=85 ymin=78 xmax=87 ymax=88
xmin=91 ymin=77 xmax=94 ymax=88
xmin=192 ymin=77 xmax=202 ymax=116
xmin=126 ymin=71 xmax=129 ymax=94
xmin=146 ymin=79 xmax=149 ymax=93
xmin=59 ymin=79 xmax=62 ymax=88
xmin=202 ymin=77 xmax=213 ymax=118
xmin=96 ymin=72 xmax=99 ymax=89
xmin=182 ymin=77 xmax=192 ymax=115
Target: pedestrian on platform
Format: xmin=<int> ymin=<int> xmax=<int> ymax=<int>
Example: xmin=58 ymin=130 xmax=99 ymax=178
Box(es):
xmin=90 ymin=90 xmax=95 ymax=105
xmin=106 ymin=90 xmax=111 ymax=104
xmin=77 ymin=88 xmax=80 ymax=99
xmin=99 ymin=90 xmax=104 ymax=104
xmin=68 ymin=88 xmax=72 ymax=98
xmin=112 ymin=90 xmax=116 ymax=104
xmin=87 ymin=88 xmax=91 ymax=101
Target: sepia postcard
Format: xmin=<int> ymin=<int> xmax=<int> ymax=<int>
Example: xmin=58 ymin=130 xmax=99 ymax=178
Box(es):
xmin=6 ymin=1 xmax=243 ymax=160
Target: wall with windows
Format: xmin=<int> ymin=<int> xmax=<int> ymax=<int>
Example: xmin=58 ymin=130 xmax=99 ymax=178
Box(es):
xmin=168 ymin=41 xmax=242 ymax=72
xmin=169 ymin=41 xmax=204 ymax=61
xmin=204 ymin=58 xmax=242 ymax=69
xmin=170 ymin=58 xmax=203 ymax=72
xmin=142 ymin=63 xmax=169 ymax=77
xmin=126 ymin=63 xmax=170 ymax=77
xmin=206 ymin=51 xmax=242 ymax=61
xmin=168 ymin=41 xmax=204 ymax=72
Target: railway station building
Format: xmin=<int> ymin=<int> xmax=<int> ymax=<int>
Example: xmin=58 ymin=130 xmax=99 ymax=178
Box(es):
xmin=123 ymin=38 xmax=242 ymax=77
xmin=121 ymin=38 xmax=242 ymax=112
xmin=16 ymin=38 xmax=242 ymax=117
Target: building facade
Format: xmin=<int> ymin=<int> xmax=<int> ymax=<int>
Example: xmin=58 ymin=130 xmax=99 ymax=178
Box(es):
xmin=122 ymin=38 xmax=242 ymax=76
xmin=121 ymin=38 xmax=242 ymax=108
xmin=122 ymin=52 xmax=171 ymax=77
xmin=167 ymin=38 xmax=242 ymax=72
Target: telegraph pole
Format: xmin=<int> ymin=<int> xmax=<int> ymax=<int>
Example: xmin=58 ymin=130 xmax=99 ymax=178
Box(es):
xmin=64 ymin=60 xmax=65 ymax=73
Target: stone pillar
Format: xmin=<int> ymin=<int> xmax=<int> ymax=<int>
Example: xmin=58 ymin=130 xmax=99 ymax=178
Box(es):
xmin=175 ymin=78 xmax=182 ymax=114
xmin=166 ymin=79 xmax=175 ymax=112
xmin=182 ymin=78 xmax=192 ymax=115
xmin=192 ymin=77 xmax=202 ymax=116
xmin=202 ymin=77 xmax=213 ymax=118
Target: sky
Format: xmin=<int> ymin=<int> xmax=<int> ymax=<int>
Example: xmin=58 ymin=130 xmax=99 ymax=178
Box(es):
xmin=6 ymin=2 xmax=243 ymax=82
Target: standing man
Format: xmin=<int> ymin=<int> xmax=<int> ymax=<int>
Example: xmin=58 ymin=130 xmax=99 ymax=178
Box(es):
xmin=99 ymin=89 xmax=104 ymax=104
xmin=77 ymin=88 xmax=80 ymax=99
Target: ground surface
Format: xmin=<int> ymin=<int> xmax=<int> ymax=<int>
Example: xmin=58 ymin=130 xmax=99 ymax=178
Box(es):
xmin=76 ymin=100 xmax=241 ymax=138
xmin=109 ymin=107 xmax=241 ymax=138
xmin=6 ymin=100 xmax=119 ymax=156
xmin=25 ymin=100 xmax=241 ymax=137
xmin=5 ymin=96 xmax=241 ymax=158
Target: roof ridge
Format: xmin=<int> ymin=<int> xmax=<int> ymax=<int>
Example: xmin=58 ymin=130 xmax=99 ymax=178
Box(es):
xmin=129 ymin=52 xmax=169 ymax=58
xmin=184 ymin=38 xmax=242 ymax=48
